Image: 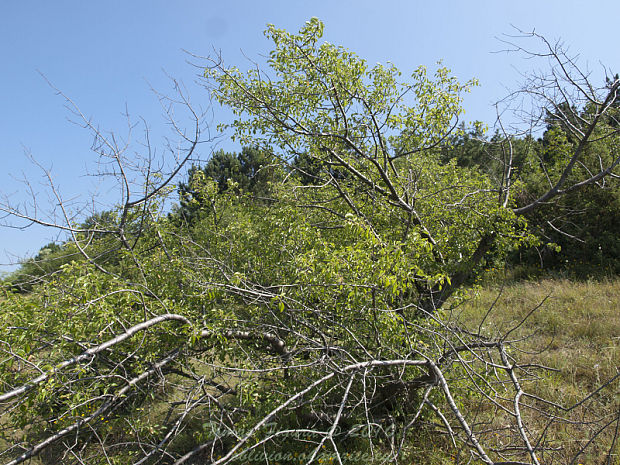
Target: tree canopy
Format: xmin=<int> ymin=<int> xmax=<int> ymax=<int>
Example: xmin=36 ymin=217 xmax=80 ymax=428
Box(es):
xmin=0 ymin=18 xmax=619 ymax=465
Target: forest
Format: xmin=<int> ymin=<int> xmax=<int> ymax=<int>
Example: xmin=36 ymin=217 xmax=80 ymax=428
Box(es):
xmin=0 ymin=18 xmax=619 ymax=465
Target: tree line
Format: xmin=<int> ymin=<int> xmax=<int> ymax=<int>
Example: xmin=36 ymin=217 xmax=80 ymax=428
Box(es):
xmin=12 ymin=108 xmax=619 ymax=294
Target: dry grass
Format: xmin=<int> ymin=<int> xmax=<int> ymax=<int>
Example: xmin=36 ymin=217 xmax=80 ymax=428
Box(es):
xmin=454 ymin=278 xmax=620 ymax=464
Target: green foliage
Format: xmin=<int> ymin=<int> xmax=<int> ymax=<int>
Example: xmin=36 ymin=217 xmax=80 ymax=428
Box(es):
xmin=206 ymin=17 xmax=530 ymax=300
xmin=2 ymin=18 xmax=618 ymax=465
xmin=3 ymin=208 xmax=144 ymax=293
xmin=518 ymin=114 xmax=620 ymax=275
xmin=445 ymin=115 xmax=620 ymax=277
xmin=207 ymin=18 xmax=476 ymax=160
xmin=4 ymin=242 xmax=77 ymax=292
xmin=175 ymin=146 xmax=280 ymax=225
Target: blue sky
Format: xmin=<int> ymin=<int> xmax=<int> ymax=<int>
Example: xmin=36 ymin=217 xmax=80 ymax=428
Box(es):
xmin=1 ymin=0 xmax=618 ymax=271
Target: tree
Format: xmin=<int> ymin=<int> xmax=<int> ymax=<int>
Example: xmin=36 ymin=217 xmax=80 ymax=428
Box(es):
xmin=443 ymin=120 xmax=620 ymax=275
xmin=205 ymin=19 xmax=620 ymax=311
xmin=175 ymin=146 xmax=279 ymax=225
xmin=4 ymin=242 xmax=69 ymax=292
xmin=0 ymin=19 xmax=618 ymax=465
xmin=513 ymin=119 xmax=620 ymax=274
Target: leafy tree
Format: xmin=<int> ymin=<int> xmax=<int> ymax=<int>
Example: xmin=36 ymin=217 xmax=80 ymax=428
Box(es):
xmin=4 ymin=242 xmax=70 ymax=292
xmin=176 ymin=146 xmax=278 ymax=225
xmin=516 ymin=121 xmax=620 ymax=274
xmin=206 ymin=18 xmax=537 ymax=312
xmin=3 ymin=209 xmax=140 ymax=292
xmin=0 ymin=19 xmax=618 ymax=465
xmin=443 ymin=101 xmax=620 ymax=276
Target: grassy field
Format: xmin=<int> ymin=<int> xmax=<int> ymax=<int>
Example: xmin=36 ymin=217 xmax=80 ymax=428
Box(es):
xmin=452 ymin=278 xmax=620 ymax=464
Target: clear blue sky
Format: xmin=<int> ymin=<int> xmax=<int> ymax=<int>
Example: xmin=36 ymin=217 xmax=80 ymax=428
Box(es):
xmin=1 ymin=0 xmax=618 ymax=271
